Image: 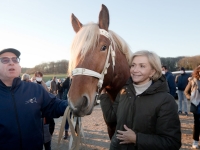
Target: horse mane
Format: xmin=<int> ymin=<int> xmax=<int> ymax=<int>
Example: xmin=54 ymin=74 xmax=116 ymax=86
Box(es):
xmin=68 ymin=23 xmax=132 ymax=75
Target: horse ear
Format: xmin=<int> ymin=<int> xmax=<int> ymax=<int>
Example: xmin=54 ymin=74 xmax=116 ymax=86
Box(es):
xmin=98 ymin=4 xmax=109 ymax=31
xmin=71 ymin=13 xmax=83 ymax=33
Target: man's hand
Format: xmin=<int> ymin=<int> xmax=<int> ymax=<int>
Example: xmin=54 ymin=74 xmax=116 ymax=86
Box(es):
xmin=116 ymin=125 xmax=136 ymax=144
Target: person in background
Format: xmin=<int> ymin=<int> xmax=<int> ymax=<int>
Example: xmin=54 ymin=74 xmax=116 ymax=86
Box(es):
xmin=62 ymin=76 xmax=71 ymax=139
xmin=57 ymin=78 xmax=64 ymax=99
xmin=0 ymin=48 xmax=68 ymax=150
xmin=184 ymin=66 xmax=200 ymax=148
xmin=34 ymin=71 xmax=54 ymax=150
xmin=161 ymin=65 xmax=176 ymax=98
xmin=99 ymin=50 xmax=181 ymax=150
xmin=34 ymin=71 xmax=49 ymax=92
xmin=50 ymin=76 xmax=57 ymax=95
xmin=21 ymin=73 xmax=30 ymax=82
xmin=176 ymin=67 xmax=191 ymax=116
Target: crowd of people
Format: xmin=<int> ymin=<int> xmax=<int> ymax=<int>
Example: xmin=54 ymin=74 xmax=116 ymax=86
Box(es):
xmin=1 ymin=47 xmax=200 ymax=150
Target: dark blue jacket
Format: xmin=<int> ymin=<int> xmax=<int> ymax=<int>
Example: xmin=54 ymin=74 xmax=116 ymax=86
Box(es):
xmin=177 ymin=73 xmax=190 ymax=91
xmin=165 ymin=72 xmax=176 ymax=97
xmin=0 ymin=78 xmax=68 ymax=150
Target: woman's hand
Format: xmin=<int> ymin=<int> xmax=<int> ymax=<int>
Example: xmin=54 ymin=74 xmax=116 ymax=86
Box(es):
xmin=116 ymin=125 xmax=136 ymax=144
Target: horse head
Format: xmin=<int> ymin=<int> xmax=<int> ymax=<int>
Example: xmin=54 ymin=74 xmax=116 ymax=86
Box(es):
xmin=68 ymin=4 xmax=132 ymax=117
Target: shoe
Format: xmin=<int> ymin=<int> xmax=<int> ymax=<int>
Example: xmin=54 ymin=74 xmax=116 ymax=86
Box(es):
xmin=185 ymin=112 xmax=188 ymax=116
xmin=178 ymin=111 xmax=182 ymax=114
xmin=192 ymin=140 xmax=199 ymax=149
xmin=63 ymin=131 xmax=69 ymax=140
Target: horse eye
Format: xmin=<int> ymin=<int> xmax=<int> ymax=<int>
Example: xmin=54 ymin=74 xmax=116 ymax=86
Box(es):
xmin=101 ymin=45 xmax=107 ymax=51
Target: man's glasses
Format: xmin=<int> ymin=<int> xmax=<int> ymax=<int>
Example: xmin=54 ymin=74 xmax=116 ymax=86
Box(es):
xmin=0 ymin=57 xmax=20 ymax=64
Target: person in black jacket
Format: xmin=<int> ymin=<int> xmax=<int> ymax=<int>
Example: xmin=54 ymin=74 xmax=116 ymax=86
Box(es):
xmin=0 ymin=48 xmax=68 ymax=150
xmin=162 ymin=65 xmax=176 ymax=98
xmin=57 ymin=79 xmax=64 ymax=99
xmin=62 ymin=76 xmax=70 ymax=100
xmin=61 ymin=76 xmax=71 ymax=139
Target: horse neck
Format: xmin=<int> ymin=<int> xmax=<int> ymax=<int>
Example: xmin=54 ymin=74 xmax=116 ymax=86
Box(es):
xmin=104 ymin=49 xmax=130 ymax=101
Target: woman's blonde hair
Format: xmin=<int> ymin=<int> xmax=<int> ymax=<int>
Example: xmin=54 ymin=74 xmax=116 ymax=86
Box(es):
xmin=131 ymin=50 xmax=162 ymax=81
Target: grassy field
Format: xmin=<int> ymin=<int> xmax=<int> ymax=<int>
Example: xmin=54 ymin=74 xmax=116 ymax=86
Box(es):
xmin=42 ymin=74 xmax=68 ymax=82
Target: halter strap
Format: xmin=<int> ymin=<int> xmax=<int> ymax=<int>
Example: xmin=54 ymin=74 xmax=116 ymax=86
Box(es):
xmin=99 ymin=29 xmax=110 ymax=39
xmin=72 ymin=68 xmax=102 ymax=79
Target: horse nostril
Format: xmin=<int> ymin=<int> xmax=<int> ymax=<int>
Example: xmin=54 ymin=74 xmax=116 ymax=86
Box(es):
xmin=82 ymin=96 xmax=88 ymax=109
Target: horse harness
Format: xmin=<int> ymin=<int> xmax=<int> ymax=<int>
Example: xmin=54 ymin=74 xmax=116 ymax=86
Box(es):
xmin=72 ymin=29 xmax=116 ymax=98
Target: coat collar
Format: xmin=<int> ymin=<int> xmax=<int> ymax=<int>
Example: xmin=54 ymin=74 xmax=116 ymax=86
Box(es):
xmin=0 ymin=77 xmax=21 ymax=89
xmin=125 ymin=75 xmax=168 ymax=96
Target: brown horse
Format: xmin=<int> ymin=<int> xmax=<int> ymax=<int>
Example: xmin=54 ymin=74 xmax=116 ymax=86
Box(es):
xmin=68 ymin=4 xmax=132 ymax=139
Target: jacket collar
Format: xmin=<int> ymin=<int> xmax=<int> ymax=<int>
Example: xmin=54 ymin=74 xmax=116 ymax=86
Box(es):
xmin=0 ymin=77 xmax=21 ymax=89
xmin=125 ymin=75 xmax=168 ymax=95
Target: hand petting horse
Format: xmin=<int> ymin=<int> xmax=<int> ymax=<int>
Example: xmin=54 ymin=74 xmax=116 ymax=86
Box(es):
xmin=68 ymin=4 xmax=132 ymax=139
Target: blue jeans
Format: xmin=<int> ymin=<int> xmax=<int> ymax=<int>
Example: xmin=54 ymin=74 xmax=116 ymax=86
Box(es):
xmin=65 ymin=112 xmax=72 ymax=131
xmin=65 ymin=119 xmax=69 ymax=131
xmin=178 ymin=90 xmax=188 ymax=113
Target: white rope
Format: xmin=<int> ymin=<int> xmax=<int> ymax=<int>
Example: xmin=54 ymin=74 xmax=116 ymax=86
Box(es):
xmin=57 ymin=106 xmax=84 ymax=150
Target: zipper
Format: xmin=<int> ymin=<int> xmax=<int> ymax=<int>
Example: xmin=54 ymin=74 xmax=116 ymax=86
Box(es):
xmin=11 ymin=90 xmax=23 ymax=149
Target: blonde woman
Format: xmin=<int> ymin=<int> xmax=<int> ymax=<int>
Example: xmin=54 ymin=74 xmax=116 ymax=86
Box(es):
xmin=184 ymin=66 xmax=200 ymax=148
xmin=100 ymin=50 xmax=181 ymax=150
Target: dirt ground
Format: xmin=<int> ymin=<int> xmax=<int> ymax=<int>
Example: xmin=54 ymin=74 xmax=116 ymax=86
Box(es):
xmin=51 ymin=101 xmax=194 ymax=150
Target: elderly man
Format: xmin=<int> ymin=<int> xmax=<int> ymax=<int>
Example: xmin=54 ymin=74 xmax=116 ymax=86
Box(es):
xmin=0 ymin=48 xmax=68 ymax=150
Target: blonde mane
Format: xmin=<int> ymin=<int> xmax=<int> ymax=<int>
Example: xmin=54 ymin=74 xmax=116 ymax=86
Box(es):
xmin=68 ymin=23 xmax=132 ymax=75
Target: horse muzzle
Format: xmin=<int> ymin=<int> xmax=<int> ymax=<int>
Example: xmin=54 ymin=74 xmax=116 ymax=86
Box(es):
xmin=68 ymin=95 xmax=94 ymax=117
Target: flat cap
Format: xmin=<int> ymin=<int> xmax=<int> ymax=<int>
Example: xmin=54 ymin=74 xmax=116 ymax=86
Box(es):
xmin=0 ymin=48 xmax=21 ymax=57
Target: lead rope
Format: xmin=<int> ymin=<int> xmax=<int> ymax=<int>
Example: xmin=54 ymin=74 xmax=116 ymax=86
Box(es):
xmin=57 ymin=106 xmax=83 ymax=150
